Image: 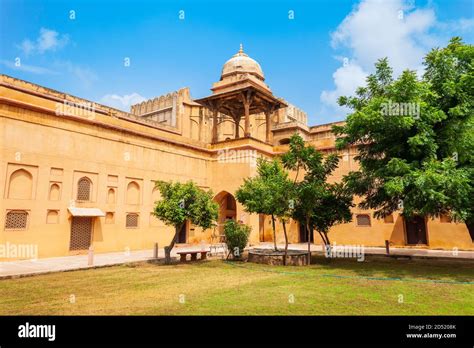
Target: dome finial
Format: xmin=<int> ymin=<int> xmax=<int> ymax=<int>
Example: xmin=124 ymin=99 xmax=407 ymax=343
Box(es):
xmin=239 ymin=43 xmax=243 ymax=53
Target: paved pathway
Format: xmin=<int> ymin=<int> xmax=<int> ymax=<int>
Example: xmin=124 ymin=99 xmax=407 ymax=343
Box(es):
xmin=0 ymin=243 xmax=471 ymax=279
xmin=0 ymin=245 xmax=221 ymax=279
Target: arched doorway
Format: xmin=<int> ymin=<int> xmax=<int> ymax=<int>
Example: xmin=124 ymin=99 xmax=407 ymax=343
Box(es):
xmin=214 ymin=191 xmax=237 ymax=234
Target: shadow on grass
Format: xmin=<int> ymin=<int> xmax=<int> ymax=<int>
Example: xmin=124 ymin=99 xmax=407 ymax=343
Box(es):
xmin=140 ymin=254 xmax=473 ymax=284
xmin=308 ymin=254 xmax=474 ymax=283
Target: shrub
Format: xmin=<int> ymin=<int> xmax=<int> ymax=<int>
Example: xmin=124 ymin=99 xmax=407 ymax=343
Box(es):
xmin=223 ymin=220 xmax=251 ymax=259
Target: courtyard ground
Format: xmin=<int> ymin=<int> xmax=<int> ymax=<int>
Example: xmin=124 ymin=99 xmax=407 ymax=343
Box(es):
xmin=1 ymin=243 xmax=472 ymax=279
xmin=0 ymin=256 xmax=472 ymax=315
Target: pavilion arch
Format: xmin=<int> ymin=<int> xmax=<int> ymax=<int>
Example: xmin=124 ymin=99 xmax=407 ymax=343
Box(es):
xmin=8 ymin=169 xmax=33 ymax=199
xmin=213 ymin=191 xmax=237 ymax=234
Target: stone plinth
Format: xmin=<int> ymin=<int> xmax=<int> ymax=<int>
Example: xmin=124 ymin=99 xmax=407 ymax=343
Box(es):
xmin=248 ymin=248 xmax=308 ymax=266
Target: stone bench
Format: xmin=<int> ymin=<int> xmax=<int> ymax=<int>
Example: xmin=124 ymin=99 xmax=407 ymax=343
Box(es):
xmin=176 ymin=250 xmax=208 ymax=262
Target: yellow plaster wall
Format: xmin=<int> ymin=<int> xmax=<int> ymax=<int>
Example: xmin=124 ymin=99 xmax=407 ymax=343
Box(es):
xmin=1 ymin=75 xmax=472 ymax=261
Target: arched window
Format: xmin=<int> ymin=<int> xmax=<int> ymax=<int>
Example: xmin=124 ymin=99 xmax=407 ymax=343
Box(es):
xmin=126 ymin=181 xmax=140 ymax=205
xmin=46 ymin=210 xmax=59 ymax=224
xmin=356 ymin=214 xmax=371 ymax=226
xmin=49 ymin=183 xmax=61 ymax=201
xmin=126 ymin=213 xmax=139 ymax=228
xmin=107 ymin=188 xmax=116 ymax=204
xmin=8 ymin=169 xmax=33 ymax=199
xmin=5 ymin=210 xmax=28 ymax=230
xmin=105 ymin=212 xmax=114 ymax=224
xmin=77 ymin=177 xmax=91 ymax=201
xmin=279 ymin=138 xmax=290 ymax=145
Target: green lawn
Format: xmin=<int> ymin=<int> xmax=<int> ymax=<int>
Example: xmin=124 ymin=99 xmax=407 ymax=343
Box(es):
xmin=1 ymin=256 xmax=473 ymax=315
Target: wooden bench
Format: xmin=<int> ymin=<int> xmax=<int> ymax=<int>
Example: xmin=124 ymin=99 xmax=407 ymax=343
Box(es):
xmin=176 ymin=250 xmax=208 ymax=262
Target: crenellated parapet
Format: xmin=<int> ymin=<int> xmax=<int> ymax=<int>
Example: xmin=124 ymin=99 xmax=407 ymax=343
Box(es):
xmin=130 ymin=88 xmax=194 ymax=127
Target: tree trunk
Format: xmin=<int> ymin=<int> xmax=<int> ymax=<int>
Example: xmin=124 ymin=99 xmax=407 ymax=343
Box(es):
xmin=282 ymin=220 xmax=288 ymax=266
xmin=293 ymin=164 xmax=300 ymax=184
xmin=317 ymin=230 xmax=330 ymax=258
xmin=317 ymin=230 xmax=326 ymax=254
xmin=324 ymin=232 xmax=331 ymax=246
xmin=317 ymin=230 xmax=329 ymax=245
xmin=306 ymin=217 xmax=311 ymax=265
xmin=165 ymin=223 xmax=182 ymax=265
xmin=324 ymin=232 xmax=331 ymax=260
xmin=271 ymin=214 xmax=278 ymax=251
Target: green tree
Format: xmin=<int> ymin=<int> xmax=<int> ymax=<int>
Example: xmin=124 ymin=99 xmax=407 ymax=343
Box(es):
xmin=235 ymin=158 xmax=294 ymax=262
xmin=223 ymin=220 xmax=251 ymax=260
xmin=333 ymin=38 xmax=473 ymax=229
xmin=423 ymin=37 xmax=474 ymax=236
xmin=153 ymin=180 xmax=219 ymax=264
xmin=282 ymin=133 xmax=353 ymax=263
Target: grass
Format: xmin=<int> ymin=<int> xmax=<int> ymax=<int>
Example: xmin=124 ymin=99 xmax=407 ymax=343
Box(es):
xmin=0 ymin=256 xmax=473 ymax=315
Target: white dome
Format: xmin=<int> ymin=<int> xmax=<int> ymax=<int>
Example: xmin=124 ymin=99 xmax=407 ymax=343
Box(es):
xmin=221 ymin=44 xmax=264 ymax=80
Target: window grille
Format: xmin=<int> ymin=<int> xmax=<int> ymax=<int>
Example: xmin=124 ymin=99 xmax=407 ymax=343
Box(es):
xmin=5 ymin=210 xmax=28 ymax=230
xmin=126 ymin=213 xmax=139 ymax=228
xmin=77 ymin=177 xmax=91 ymax=201
xmin=69 ymin=217 xmax=92 ymax=250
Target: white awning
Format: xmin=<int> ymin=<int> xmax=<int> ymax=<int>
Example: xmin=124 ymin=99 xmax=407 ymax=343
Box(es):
xmin=68 ymin=207 xmax=105 ymax=217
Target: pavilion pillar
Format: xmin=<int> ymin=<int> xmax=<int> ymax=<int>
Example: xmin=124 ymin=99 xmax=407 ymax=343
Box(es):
xmin=242 ymin=90 xmax=253 ymax=138
xmin=212 ymin=108 xmax=218 ymax=143
xmin=234 ymin=116 xmax=241 ymax=138
xmin=265 ymin=109 xmax=272 ymax=143
xmin=198 ymin=108 xmax=203 ymax=141
xmin=244 ymin=102 xmax=250 ymax=137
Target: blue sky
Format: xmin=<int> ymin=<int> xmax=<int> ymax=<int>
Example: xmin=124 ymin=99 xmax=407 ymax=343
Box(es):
xmin=1 ymin=0 xmax=472 ymax=125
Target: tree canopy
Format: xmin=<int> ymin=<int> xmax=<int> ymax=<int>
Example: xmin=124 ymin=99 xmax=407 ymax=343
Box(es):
xmin=236 ymin=158 xmax=294 ymax=251
xmin=153 ymin=180 xmax=219 ymax=263
xmin=333 ymin=37 xmax=473 ymax=223
xmin=282 ymin=133 xmax=353 ymax=250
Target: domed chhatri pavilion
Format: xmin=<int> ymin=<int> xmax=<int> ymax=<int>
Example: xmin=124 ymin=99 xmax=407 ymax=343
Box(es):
xmin=196 ymin=44 xmax=287 ymax=143
xmin=0 ymin=46 xmax=472 ymax=260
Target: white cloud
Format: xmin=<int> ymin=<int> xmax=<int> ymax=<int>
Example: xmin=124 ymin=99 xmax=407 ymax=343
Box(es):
xmin=18 ymin=40 xmax=35 ymax=56
xmin=17 ymin=28 xmax=69 ymax=56
xmin=99 ymin=93 xmax=147 ymax=111
xmin=50 ymin=61 xmax=98 ymax=89
xmin=320 ymin=61 xmax=367 ymax=113
xmin=319 ymin=0 xmax=471 ymax=120
xmin=457 ymin=18 xmax=474 ymax=31
xmin=9 ymin=29 xmax=97 ymax=87
xmin=330 ymin=0 xmax=436 ymax=75
xmin=65 ymin=63 xmax=98 ymax=89
xmin=0 ymin=59 xmax=57 ymax=75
